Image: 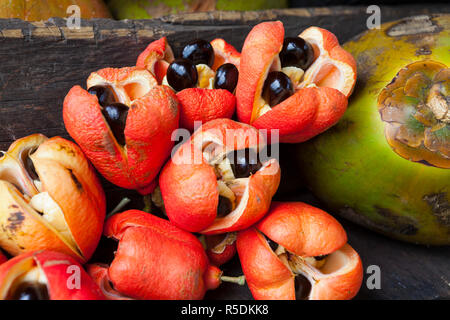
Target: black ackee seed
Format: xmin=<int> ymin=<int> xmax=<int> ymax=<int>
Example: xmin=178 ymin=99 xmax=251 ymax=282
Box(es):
xmin=227 ymin=148 xmax=262 ymax=179
xmin=167 ymin=59 xmax=198 ymax=92
xmin=217 ymin=195 xmax=233 ymax=218
xmin=88 ymin=85 xmax=116 ymax=107
xmin=262 ymin=71 xmax=294 ymax=107
xmin=182 ymin=39 xmax=215 ymax=67
xmin=279 ymin=37 xmax=315 ymax=70
xmin=214 ymin=63 xmax=238 ymax=93
xmin=9 ymin=282 xmax=49 ymax=300
xmin=102 ymin=103 xmax=128 ymax=146
xmin=295 ymin=274 xmax=312 ymax=300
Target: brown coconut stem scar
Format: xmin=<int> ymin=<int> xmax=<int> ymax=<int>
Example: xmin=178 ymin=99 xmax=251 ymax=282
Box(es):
xmin=378 ymin=60 xmax=449 ymax=168
xmin=427 ymin=83 xmax=449 ymax=123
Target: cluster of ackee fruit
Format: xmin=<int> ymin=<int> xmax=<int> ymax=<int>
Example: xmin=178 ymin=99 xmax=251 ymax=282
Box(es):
xmin=0 ymin=21 xmax=362 ymax=300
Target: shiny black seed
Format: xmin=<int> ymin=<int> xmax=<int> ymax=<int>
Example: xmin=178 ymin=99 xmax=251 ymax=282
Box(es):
xmin=167 ymin=59 xmax=198 ymax=92
xmin=227 ymin=148 xmax=262 ymax=179
xmin=88 ymin=236 xmax=119 ymax=265
xmin=10 ymin=282 xmax=49 ymax=300
xmin=182 ymin=39 xmax=214 ymax=67
xmin=102 ymin=103 xmax=128 ymax=146
xmin=214 ymin=63 xmax=238 ymax=93
xmin=295 ymin=274 xmax=312 ymax=300
xmin=262 ymin=71 xmax=294 ymax=107
xmin=88 ymin=85 xmax=116 ymax=107
xmin=217 ymin=195 xmax=233 ymax=218
xmin=279 ymin=37 xmax=315 ymax=70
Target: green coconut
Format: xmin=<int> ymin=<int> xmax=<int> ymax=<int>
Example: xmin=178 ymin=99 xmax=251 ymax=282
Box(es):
xmin=296 ymin=15 xmax=450 ymax=245
xmin=106 ymin=0 xmax=288 ymax=20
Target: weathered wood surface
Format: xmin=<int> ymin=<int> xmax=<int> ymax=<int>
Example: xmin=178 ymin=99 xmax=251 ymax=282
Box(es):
xmin=0 ymin=5 xmax=449 ymax=300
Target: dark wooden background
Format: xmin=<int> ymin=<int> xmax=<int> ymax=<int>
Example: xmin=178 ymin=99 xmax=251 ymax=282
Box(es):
xmin=0 ymin=5 xmax=449 ymax=300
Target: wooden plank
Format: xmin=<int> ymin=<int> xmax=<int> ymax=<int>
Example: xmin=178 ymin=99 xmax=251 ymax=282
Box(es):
xmin=1 ymin=5 xmax=448 ymax=151
xmin=0 ymin=5 xmax=449 ymax=300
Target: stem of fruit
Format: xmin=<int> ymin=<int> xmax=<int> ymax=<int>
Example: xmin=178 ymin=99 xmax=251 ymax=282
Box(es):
xmin=143 ymin=194 xmax=152 ymax=213
xmin=221 ymin=275 xmax=246 ymax=286
xmin=106 ymin=197 xmax=131 ymax=219
xmin=197 ymin=234 xmax=207 ymax=249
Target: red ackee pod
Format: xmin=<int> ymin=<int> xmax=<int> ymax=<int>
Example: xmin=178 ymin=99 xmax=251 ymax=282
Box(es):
xmin=204 ymin=232 xmax=237 ymax=266
xmin=236 ymin=21 xmax=356 ymax=143
xmin=0 ymin=135 xmax=105 ymax=262
xmin=237 ymin=202 xmax=363 ymax=300
xmin=137 ymin=37 xmax=240 ymax=131
xmin=86 ymin=264 xmax=132 ymax=300
xmin=63 ymin=67 xmax=180 ymax=195
xmin=0 ymin=251 xmax=104 ymax=300
xmin=87 ymin=210 xmax=244 ymax=300
xmin=159 ymin=118 xmax=281 ymax=234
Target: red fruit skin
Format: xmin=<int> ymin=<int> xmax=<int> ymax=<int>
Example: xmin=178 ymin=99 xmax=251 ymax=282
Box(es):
xmin=159 ymin=119 xmax=280 ymax=234
xmin=211 ymin=38 xmax=241 ymax=71
xmin=257 ymin=202 xmax=347 ymax=257
xmin=160 ymin=141 xmax=219 ymax=232
xmin=300 ymin=27 xmax=357 ymax=98
xmin=136 ymin=37 xmax=173 ymax=84
xmin=237 ymin=228 xmax=294 ymax=300
xmin=252 ymin=87 xmax=348 ymax=143
xmin=206 ymin=242 xmax=236 ymax=267
xmin=177 ymin=88 xmax=236 ymax=131
xmin=237 ymin=202 xmax=362 ymax=300
xmin=34 ymin=136 xmax=107 ymax=262
xmin=236 ymin=21 xmax=352 ymax=143
xmin=63 ymin=84 xmax=179 ymax=194
xmin=236 ymin=21 xmax=284 ymax=125
xmin=99 ymin=210 xmax=220 ymax=300
xmin=310 ymin=244 xmax=363 ymax=300
xmin=0 ymin=135 xmax=105 ymax=263
xmin=0 ymin=251 xmax=105 ymax=300
xmin=86 ymin=263 xmax=132 ymax=300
